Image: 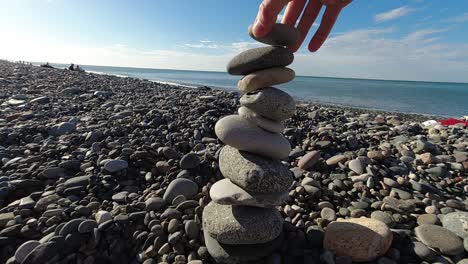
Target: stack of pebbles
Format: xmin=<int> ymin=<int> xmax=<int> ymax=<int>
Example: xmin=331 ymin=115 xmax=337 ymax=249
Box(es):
xmin=202 ymin=23 xmax=299 ymax=263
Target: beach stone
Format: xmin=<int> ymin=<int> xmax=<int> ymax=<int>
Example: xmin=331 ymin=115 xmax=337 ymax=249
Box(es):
xmin=298 ymin=151 xmax=321 ymax=170
xmin=34 ymin=194 xmax=60 ymax=212
xmin=95 ymin=210 xmax=112 ymax=224
xmin=203 ymin=229 xmax=283 ymax=264
xmin=104 ymin=159 xmax=128 ymax=173
xmin=112 ymin=191 xmax=128 ymax=202
xmin=215 ymin=115 xmax=291 ymax=159
xmin=415 ymin=224 xmax=464 ymax=255
xmin=15 ymin=240 xmax=40 ymax=263
xmin=202 ymin=202 xmax=283 ymax=244
xmin=238 ymin=67 xmax=295 ymax=93
xmin=248 ymin=23 xmax=299 ymax=46
xmin=78 ymin=220 xmax=98 ymax=233
xmin=48 ymin=122 xmax=76 ymax=136
xmin=179 ymin=153 xmax=201 ymax=169
xmin=64 ymin=175 xmax=90 ymax=188
xmin=417 ymin=214 xmax=440 ymax=225
xmin=227 ymin=46 xmax=294 ymax=75
xmin=240 ymin=87 xmax=295 ymax=121
xmin=326 ymin=155 xmax=347 ymax=166
xmin=218 ymin=145 xmax=292 ymax=193
xmin=185 ymin=220 xmax=200 ymax=239
xmin=321 ymin=208 xmax=337 ymax=221
xmin=371 ymin=211 xmax=394 ymax=226
xmin=348 ymin=159 xmax=364 ymax=174
xmin=410 ymin=241 xmax=436 ymax=262
xmin=21 ymin=242 xmax=60 ymax=264
xmin=210 ymin=178 xmax=288 ymax=208
xmin=145 ymin=197 xmax=166 ymax=212
xmin=163 ymin=178 xmax=198 ymax=203
xmin=238 ymin=106 xmax=284 ymax=133
xmin=441 ymin=212 xmax=468 ymax=238
xmin=324 ymin=217 xmax=393 ymax=262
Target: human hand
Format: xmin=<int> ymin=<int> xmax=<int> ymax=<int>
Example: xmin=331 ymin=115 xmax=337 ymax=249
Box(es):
xmin=252 ymin=0 xmax=352 ymax=52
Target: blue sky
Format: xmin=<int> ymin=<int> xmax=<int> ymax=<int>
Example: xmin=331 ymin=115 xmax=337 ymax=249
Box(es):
xmin=1 ymin=0 xmax=468 ymax=82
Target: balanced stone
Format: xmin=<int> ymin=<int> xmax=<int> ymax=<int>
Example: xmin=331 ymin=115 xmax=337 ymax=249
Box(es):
xmin=248 ymin=23 xmax=299 ymax=46
xmin=227 ymin=46 xmax=293 ymax=75
xmin=324 ymin=217 xmax=393 ymax=262
xmin=203 ymin=229 xmax=283 ymax=264
xmin=238 ymin=106 xmax=284 ymax=133
xmin=240 ymin=87 xmax=295 ymax=121
xmin=415 ymin=224 xmax=464 ymax=255
xmin=219 ymin=145 xmax=292 ymax=193
xmin=210 ymin=179 xmax=288 ymax=208
xmin=215 ymin=115 xmax=291 ymax=159
xmin=238 ymin=67 xmax=295 ymax=93
xmin=202 ymin=202 xmax=283 ymax=245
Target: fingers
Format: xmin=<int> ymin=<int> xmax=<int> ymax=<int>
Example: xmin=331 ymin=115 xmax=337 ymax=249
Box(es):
xmin=289 ymin=0 xmax=323 ymax=52
xmin=308 ymin=6 xmax=340 ymax=52
xmin=253 ymin=0 xmax=292 ymax=38
xmin=282 ymin=0 xmax=307 ymax=27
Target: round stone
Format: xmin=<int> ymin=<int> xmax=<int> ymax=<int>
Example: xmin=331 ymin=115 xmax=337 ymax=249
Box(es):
xmin=238 ymin=106 xmax=284 ymax=133
xmin=163 ymin=178 xmax=199 ymax=203
xmin=185 ymin=220 xmax=200 ymax=239
xmin=441 ymin=211 xmax=468 ymax=239
xmin=320 ymin=208 xmax=337 ymax=221
xmin=95 ymin=210 xmax=112 ymax=224
xmin=218 ymin=145 xmax=292 ymax=193
xmin=297 ymin=151 xmax=321 ymax=170
xmin=415 ymin=224 xmax=464 ymax=255
xmin=240 ymin=87 xmax=295 ymax=121
xmin=15 ymin=240 xmax=40 ymax=263
xmin=248 ymin=23 xmax=299 ymax=46
xmin=348 ymin=159 xmax=364 ymax=174
xmin=417 ymin=214 xmax=440 ymax=226
xmin=203 ymin=229 xmax=283 ymax=264
xmin=179 ymin=153 xmax=201 ymax=169
xmin=145 ymin=197 xmax=166 ymax=212
xmin=215 ymin=115 xmax=291 ymax=160
xmin=202 ymin=202 xmax=283 ymax=245
xmin=370 ymin=211 xmax=394 ymax=227
xmin=104 ymin=159 xmax=128 ymax=173
xmin=78 ymin=220 xmax=98 ymax=233
xmin=210 ymin=179 xmax=288 ymax=208
xmin=227 ymin=46 xmax=294 ymax=75
xmin=238 ymin=67 xmax=295 ymax=93
xmin=323 ymin=217 xmax=393 ymax=262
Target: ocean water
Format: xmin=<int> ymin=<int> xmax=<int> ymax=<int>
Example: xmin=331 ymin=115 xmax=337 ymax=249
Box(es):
xmin=46 ymin=63 xmax=468 ymax=117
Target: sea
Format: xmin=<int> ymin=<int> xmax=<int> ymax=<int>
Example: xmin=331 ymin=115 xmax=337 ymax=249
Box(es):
xmin=44 ymin=63 xmax=468 ymax=118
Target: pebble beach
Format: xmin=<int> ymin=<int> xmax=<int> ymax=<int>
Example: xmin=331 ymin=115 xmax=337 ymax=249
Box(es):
xmin=0 ymin=59 xmax=467 ymax=263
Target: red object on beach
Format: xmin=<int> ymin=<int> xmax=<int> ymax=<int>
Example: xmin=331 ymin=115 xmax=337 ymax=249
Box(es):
xmin=439 ymin=118 xmax=468 ymax=126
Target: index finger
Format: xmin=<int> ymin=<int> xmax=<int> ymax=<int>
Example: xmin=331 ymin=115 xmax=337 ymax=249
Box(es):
xmin=252 ymin=0 xmax=292 ymax=38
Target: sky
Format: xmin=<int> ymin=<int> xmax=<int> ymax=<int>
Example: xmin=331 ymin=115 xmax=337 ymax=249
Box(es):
xmin=1 ymin=0 xmax=468 ymax=82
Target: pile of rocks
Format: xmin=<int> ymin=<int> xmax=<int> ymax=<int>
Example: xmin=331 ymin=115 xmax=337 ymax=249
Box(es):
xmin=202 ymin=24 xmax=299 ymax=263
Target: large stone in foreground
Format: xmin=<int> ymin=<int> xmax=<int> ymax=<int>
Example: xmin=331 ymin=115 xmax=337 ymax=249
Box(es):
xmin=238 ymin=67 xmax=295 ymax=94
xmin=210 ymin=179 xmax=288 ymax=208
xmin=219 ymin=145 xmax=292 ymax=193
xmin=204 ymin=229 xmax=283 ymax=264
xmin=202 ymin=202 xmax=283 ymax=245
xmin=248 ymin=23 xmax=299 ymax=46
xmin=441 ymin=211 xmax=468 ymax=239
xmin=227 ymin=46 xmax=293 ymax=75
xmin=215 ymin=115 xmax=291 ymax=160
xmin=415 ymin=224 xmax=464 ymax=256
xmin=324 ymin=217 xmax=393 ymax=262
xmin=240 ymin=87 xmax=295 ymax=121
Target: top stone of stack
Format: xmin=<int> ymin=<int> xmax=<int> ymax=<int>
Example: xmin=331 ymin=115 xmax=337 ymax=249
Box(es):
xmin=248 ymin=23 xmax=300 ymax=47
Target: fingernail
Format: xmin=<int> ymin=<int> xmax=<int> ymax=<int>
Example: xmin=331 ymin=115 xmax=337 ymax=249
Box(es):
xmin=253 ymin=21 xmax=266 ymax=37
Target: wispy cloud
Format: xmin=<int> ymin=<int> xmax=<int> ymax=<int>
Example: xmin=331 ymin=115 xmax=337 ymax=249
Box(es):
xmin=444 ymin=13 xmax=468 ymax=23
xmin=375 ymin=6 xmax=414 ymax=22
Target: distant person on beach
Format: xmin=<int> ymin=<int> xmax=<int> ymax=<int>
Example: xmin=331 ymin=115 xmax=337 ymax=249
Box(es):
xmin=68 ymin=63 xmax=75 ymax=71
xmin=252 ymin=0 xmax=351 ymax=52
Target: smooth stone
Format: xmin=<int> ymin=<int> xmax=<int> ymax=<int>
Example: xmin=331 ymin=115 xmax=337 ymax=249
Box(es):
xmin=248 ymin=23 xmax=299 ymax=46
xmin=415 ymin=224 xmax=464 ymax=255
xmin=48 ymin=122 xmax=76 ymax=136
xmin=112 ymin=191 xmax=128 ymax=202
xmin=441 ymin=212 xmax=468 ymax=238
xmin=324 ymin=218 xmax=393 ymax=262
xmin=78 ymin=220 xmax=98 ymax=233
xmin=298 ymin=151 xmax=321 ymax=170
xmin=15 ymin=240 xmax=40 ymax=263
xmin=321 ymin=208 xmax=337 ymax=221
xmin=411 ymin=241 xmax=436 ymax=262
xmin=215 ymin=115 xmax=291 ymax=160
xmin=238 ymin=106 xmax=284 ymax=133
xmin=163 ymin=178 xmax=198 ymax=203
xmin=348 ymin=159 xmax=364 ymax=174
xmin=227 ymin=46 xmax=294 ymax=75
xmin=240 ymin=87 xmax=295 ymax=121
xmin=95 ymin=211 xmax=112 ymax=224
xmin=179 ymin=153 xmax=201 ymax=169
xmin=63 ymin=175 xmax=90 ymax=188
xmin=202 ymin=202 xmax=283 ymax=244
xmin=145 ymin=197 xmax=166 ymax=212
xmin=218 ymin=145 xmax=292 ymax=193
xmin=326 ymin=155 xmax=348 ymax=166
xmin=203 ymin=229 xmax=283 ymax=264
xmin=21 ymin=242 xmax=60 ymax=264
xmin=238 ymin=67 xmax=295 ymax=93
xmin=210 ymin=179 xmax=288 ymax=208
xmin=185 ymin=220 xmax=200 ymax=239
xmin=59 ymin=218 xmax=85 ymax=236
xmin=34 ymin=194 xmax=60 ymax=212
xmin=104 ymin=159 xmax=128 ymax=173
xmin=370 ymin=211 xmax=394 ymax=227
xmin=417 ymin=214 xmax=440 ymax=226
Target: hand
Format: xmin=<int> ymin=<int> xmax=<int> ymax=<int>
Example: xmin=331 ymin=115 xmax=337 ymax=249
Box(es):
xmin=252 ymin=0 xmax=352 ymax=52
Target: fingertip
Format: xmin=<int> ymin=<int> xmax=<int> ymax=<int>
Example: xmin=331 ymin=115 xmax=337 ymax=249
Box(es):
xmin=308 ymin=42 xmax=320 ymax=52
xmin=252 ymin=22 xmax=268 ymax=38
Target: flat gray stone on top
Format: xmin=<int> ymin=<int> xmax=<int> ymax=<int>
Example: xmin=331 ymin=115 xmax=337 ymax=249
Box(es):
xmin=210 ymin=178 xmax=288 ymax=208
xmin=202 ymin=201 xmax=283 ymax=245
xmin=248 ymin=23 xmax=299 ymax=46
xmin=219 ymin=145 xmax=292 ymax=193
xmin=227 ymin=46 xmax=293 ymax=75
